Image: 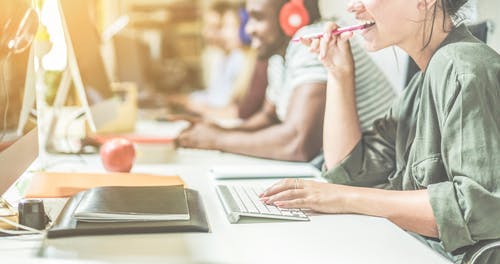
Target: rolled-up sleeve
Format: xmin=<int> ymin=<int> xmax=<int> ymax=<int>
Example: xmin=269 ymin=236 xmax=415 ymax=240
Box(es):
xmin=322 ymin=106 xmax=398 ymax=187
xmin=427 ymin=73 xmax=500 ymax=252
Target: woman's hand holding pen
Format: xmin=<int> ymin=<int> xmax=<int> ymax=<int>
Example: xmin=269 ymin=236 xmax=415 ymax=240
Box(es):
xmin=259 ymin=179 xmax=353 ymax=214
xmin=300 ymin=22 xmax=355 ymax=80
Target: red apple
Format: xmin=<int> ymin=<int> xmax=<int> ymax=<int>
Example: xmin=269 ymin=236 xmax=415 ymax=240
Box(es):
xmin=100 ymin=138 xmax=135 ymax=172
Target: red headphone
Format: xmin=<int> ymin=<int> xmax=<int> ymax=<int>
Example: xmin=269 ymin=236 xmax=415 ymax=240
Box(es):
xmin=279 ymin=0 xmax=310 ymax=37
xmin=0 ymin=4 xmax=39 ymax=61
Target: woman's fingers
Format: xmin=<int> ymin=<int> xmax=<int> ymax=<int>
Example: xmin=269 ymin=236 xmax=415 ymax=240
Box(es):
xmin=300 ymin=37 xmax=312 ymax=47
xmin=309 ymin=38 xmax=320 ymax=53
xmin=265 ymin=189 xmax=310 ymax=209
xmin=266 ymin=189 xmax=306 ymax=204
xmin=323 ymin=21 xmax=339 ymax=34
xmin=338 ymin=31 xmax=354 ymax=47
xmin=273 ymin=198 xmax=308 ymax=209
xmin=260 ymin=180 xmax=319 ymax=210
xmin=335 ymin=31 xmax=353 ymax=57
xmin=319 ymin=30 xmax=332 ymax=60
xmin=319 ymin=22 xmax=339 ymax=58
xmin=259 ymin=179 xmax=294 ymax=198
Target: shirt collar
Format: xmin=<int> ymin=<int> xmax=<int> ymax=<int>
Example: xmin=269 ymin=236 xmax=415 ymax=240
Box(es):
xmin=434 ymin=23 xmax=477 ymax=53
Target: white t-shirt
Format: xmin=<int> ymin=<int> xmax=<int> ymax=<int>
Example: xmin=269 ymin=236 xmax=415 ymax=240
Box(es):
xmin=266 ymin=22 xmax=395 ymax=131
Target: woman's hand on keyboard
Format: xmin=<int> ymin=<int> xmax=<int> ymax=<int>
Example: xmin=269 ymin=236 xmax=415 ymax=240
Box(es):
xmin=259 ymin=179 xmax=354 ymax=214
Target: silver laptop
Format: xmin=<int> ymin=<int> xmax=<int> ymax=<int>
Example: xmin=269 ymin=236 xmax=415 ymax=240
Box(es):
xmin=0 ymin=128 xmax=38 ymax=215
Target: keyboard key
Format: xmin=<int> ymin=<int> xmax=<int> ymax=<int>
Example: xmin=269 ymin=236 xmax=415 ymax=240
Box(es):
xmin=235 ymin=186 xmax=259 ymax=213
xmin=227 ymin=185 xmax=246 ymax=212
xmin=248 ymin=188 xmax=270 ymax=214
xmin=255 ymin=186 xmax=266 ymax=196
xmin=243 ymin=187 xmax=267 ymax=214
xmin=279 ymin=210 xmax=294 ymax=216
xmin=265 ymin=204 xmax=281 ymax=215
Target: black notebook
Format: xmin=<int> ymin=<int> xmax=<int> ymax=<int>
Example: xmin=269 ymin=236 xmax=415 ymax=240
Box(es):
xmin=74 ymin=185 xmax=189 ymax=222
xmin=47 ymin=188 xmax=209 ymax=238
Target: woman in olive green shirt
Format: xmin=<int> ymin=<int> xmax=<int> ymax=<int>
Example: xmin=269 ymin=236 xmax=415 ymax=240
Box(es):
xmin=260 ymin=0 xmax=500 ymax=262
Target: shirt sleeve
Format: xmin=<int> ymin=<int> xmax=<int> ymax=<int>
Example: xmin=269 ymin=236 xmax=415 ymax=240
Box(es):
xmin=287 ymin=43 xmax=328 ymax=90
xmin=427 ymin=73 xmax=500 ymax=252
xmin=265 ymin=55 xmax=284 ymax=106
xmin=321 ymin=100 xmax=399 ymax=187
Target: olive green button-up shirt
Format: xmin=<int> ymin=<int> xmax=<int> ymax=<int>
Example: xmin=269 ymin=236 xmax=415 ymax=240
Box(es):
xmin=322 ymin=25 xmax=500 ymax=253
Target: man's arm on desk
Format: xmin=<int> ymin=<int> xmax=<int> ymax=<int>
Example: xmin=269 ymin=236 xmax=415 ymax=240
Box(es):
xmin=233 ymin=99 xmax=279 ymax=131
xmin=165 ymin=100 xmax=277 ymax=131
xmin=177 ymin=83 xmax=326 ymax=161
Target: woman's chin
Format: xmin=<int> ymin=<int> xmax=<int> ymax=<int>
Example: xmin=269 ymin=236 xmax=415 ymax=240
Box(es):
xmin=361 ymin=37 xmax=391 ymax=52
xmin=360 ymin=31 xmax=392 ymax=51
xmin=362 ymin=41 xmax=380 ymax=52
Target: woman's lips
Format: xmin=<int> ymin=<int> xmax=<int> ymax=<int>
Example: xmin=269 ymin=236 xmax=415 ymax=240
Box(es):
xmin=360 ymin=21 xmax=376 ymax=35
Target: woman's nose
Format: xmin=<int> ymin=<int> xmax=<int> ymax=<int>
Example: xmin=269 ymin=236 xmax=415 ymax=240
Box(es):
xmin=347 ymin=1 xmax=365 ymax=13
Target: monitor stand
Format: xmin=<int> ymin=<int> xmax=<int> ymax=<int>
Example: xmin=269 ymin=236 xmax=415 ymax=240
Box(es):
xmin=42 ymin=58 xmax=121 ymax=154
xmin=42 ymin=0 xmax=122 ymax=154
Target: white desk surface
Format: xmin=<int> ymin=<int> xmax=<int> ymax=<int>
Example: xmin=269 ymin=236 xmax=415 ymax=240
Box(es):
xmin=1 ymin=145 xmax=452 ymax=263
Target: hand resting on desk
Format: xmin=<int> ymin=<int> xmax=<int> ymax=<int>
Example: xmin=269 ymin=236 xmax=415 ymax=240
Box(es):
xmin=163 ymin=113 xmax=204 ymax=125
xmin=177 ymin=123 xmax=221 ymax=150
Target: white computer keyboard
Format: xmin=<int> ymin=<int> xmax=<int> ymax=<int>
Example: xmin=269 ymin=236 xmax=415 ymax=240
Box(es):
xmin=215 ymin=185 xmax=309 ymax=223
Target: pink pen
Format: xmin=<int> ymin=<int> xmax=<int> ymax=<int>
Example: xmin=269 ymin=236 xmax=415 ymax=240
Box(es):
xmin=292 ymin=22 xmax=375 ymax=42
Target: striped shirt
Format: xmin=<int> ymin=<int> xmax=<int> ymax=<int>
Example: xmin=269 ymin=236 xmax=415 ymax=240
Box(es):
xmin=266 ymin=22 xmax=395 ymax=131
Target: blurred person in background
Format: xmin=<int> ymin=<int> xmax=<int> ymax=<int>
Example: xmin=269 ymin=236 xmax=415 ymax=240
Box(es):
xmin=177 ymin=0 xmax=394 ymax=162
xmin=170 ymin=1 xmax=256 ymax=119
xmin=200 ymin=2 xmax=226 ymax=90
xmin=236 ymin=58 xmax=268 ymax=119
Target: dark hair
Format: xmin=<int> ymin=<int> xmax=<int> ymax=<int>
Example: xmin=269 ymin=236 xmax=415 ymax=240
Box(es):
xmin=423 ymin=0 xmax=469 ymax=49
xmin=303 ymin=0 xmax=321 ymax=23
xmin=209 ymin=1 xmax=244 ymax=17
xmin=442 ymin=0 xmax=469 ymax=20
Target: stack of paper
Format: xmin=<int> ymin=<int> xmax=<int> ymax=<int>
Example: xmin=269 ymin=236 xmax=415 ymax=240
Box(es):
xmin=210 ymin=164 xmax=320 ymax=179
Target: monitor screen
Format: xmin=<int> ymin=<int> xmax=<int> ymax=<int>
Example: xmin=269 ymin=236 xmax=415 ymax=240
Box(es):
xmin=59 ymin=0 xmax=113 ymax=104
xmin=56 ymin=0 xmax=121 ymax=133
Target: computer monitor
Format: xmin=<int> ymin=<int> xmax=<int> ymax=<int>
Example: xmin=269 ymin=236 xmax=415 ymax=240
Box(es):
xmin=59 ymin=0 xmax=112 ymax=102
xmin=57 ymin=0 xmax=122 ymax=132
